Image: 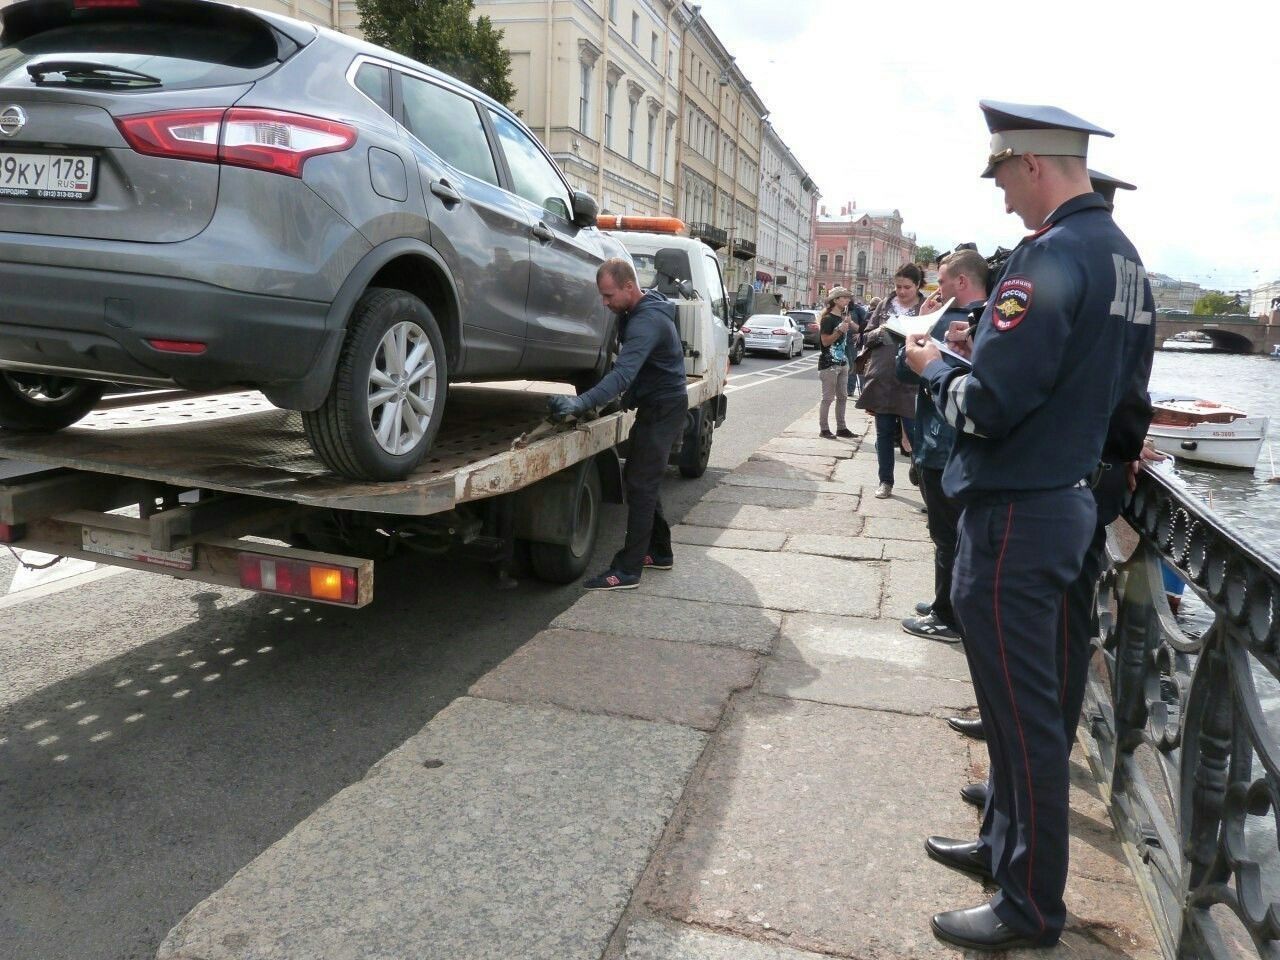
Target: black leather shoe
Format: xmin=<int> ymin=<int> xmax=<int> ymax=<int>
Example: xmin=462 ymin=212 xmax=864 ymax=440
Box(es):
xmin=947 ymin=716 xmax=986 ymax=740
xmin=925 ymin=836 xmax=993 ymax=881
xmin=961 ymin=781 xmax=989 ymax=809
xmin=931 ymin=903 xmax=1050 ymax=951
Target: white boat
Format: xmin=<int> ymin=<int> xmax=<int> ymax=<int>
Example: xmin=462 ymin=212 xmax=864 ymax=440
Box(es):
xmin=1269 ymin=344 xmax=1280 ymax=359
xmin=1147 ymin=398 xmax=1269 ymax=470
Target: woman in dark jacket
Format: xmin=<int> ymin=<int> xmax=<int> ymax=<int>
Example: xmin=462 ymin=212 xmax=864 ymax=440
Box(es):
xmin=855 ymin=263 xmax=925 ymax=498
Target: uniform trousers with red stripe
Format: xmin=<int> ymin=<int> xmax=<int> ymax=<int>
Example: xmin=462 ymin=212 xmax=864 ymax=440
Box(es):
xmin=951 ymin=486 xmax=1096 ymax=941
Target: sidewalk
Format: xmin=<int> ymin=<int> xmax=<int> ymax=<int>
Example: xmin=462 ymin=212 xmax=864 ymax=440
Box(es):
xmin=157 ymin=406 xmax=1160 ymax=960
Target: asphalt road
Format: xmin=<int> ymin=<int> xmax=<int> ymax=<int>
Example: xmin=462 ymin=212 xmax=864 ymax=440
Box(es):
xmin=0 ymin=351 xmax=822 ymax=960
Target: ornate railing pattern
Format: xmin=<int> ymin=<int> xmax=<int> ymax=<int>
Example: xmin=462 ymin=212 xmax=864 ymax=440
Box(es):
xmin=1084 ymin=468 xmax=1280 ymax=958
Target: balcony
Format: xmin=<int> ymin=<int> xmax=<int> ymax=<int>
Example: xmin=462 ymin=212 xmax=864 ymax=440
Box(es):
xmin=687 ymin=222 xmax=728 ymax=250
xmin=730 ymin=237 xmax=757 ymax=261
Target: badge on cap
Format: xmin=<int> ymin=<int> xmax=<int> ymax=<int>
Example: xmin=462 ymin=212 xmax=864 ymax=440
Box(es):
xmin=992 ymin=277 xmax=1033 ymax=331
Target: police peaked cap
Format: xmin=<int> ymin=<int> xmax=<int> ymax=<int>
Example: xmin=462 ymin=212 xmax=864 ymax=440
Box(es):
xmin=979 ymin=100 xmax=1113 ymax=178
xmin=1087 ymin=168 xmax=1136 ymax=204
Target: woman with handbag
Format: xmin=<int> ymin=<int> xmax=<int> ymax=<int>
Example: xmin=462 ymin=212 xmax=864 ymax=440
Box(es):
xmin=856 ymin=264 xmax=925 ymax=498
xmin=816 ymin=287 xmax=856 ymax=439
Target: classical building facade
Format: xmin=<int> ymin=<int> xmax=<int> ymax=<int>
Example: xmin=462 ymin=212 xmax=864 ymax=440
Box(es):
xmin=811 ymin=204 xmax=918 ymax=305
xmin=755 ymin=121 xmax=818 ymax=310
xmin=1148 ymin=273 xmax=1203 ymax=313
xmin=1250 ymin=279 xmax=1280 ymax=319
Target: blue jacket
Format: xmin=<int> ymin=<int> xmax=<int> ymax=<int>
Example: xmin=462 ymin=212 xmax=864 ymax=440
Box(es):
xmin=921 ymin=192 xmax=1155 ymax=502
xmin=895 ymin=302 xmax=980 ymax=471
xmin=579 ymin=289 xmax=687 ymax=410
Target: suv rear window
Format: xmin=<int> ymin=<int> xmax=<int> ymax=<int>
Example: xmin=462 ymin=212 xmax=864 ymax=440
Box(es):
xmin=0 ymin=14 xmax=292 ymax=90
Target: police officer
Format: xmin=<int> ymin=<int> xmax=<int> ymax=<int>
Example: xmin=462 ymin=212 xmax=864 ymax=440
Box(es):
xmin=547 ymin=257 xmax=688 ymax=591
xmin=904 ymin=101 xmax=1156 ymax=951
xmin=948 ymin=168 xmax=1151 ymax=789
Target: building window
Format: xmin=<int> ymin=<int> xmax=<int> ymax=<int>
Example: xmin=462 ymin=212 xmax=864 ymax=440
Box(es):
xmin=631 ymin=12 xmax=639 ymax=45
xmin=819 ymin=254 xmax=828 ymax=272
xmin=608 ymin=0 xmax=617 ymax=23
xmin=604 ymin=79 xmax=616 ymax=149
xmin=578 ymin=62 xmax=592 ymax=135
xmin=646 ymin=112 xmax=655 ymax=170
xmin=627 ymin=98 xmax=637 ymax=161
xmin=650 ymin=32 xmax=659 ymax=63
xmin=835 ymin=255 xmax=843 ymax=272
xmin=856 ymin=251 xmax=866 ymax=274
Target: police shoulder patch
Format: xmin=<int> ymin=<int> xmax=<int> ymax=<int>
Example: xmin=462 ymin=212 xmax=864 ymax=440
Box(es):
xmin=992 ymin=276 xmax=1033 ymax=331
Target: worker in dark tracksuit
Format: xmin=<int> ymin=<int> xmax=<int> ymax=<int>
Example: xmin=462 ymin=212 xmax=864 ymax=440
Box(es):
xmin=954 ymin=170 xmax=1154 ymax=810
xmin=905 ymin=101 xmax=1156 ymax=952
xmin=547 ymin=257 xmax=688 ymax=591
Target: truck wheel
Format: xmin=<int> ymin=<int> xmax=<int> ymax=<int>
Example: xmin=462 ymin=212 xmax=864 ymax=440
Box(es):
xmin=304 ymin=288 xmax=447 ymax=481
xmin=528 ymin=465 xmax=601 ymax=584
xmin=679 ymin=405 xmax=713 ymax=479
xmin=0 ymin=373 xmax=105 ymax=432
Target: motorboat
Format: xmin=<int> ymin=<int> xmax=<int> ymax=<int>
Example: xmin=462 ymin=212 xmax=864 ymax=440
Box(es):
xmin=1269 ymin=344 xmax=1280 ymax=359
xmin=1148 ymin=397 xmax=1269 ymax=470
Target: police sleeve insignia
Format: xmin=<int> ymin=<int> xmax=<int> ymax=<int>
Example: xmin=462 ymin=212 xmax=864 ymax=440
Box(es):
xmin=992 ymin=276 xmax=1033 ymax=331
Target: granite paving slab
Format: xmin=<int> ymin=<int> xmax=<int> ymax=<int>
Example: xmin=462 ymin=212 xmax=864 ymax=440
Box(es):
xmin=641 ymin=696 xmax=977 ymax=959
xmin=882 ymin=559 xmax=938 ymax=619
xmin=832 ymin=458 xmax=885 ymax=485
xmin=757 ymin=437 xmax=857 ymax=459
xmin=720 ymin=472 xmax=863 ymax=497
xmin=470 ymin=628 xmax=759 ymax=731
xmin=681 ymin=501 xmax=866 ymax=535
xmin=551 ymin=594 xmax=782 ymax=654
xmin=861 ymin=516 xmax=933 ymax=542
xmin=701 ymin=486 xmax=861 ymax=511
xmin=623 ymin=917 xmax=834 ymax=960
xmin=760 ymin=656 xmax=975 ymax=716
xmin=158 ymin=698 xmax=706 ymax=960
xmin=744 ymin=453 xmax=838 ymax=480
xmin=670 ymin=525 xmax=789 ymax=552
xmin=881 ymin=539 xmax=937 ymax=561
xmin=857 ymin=490 xmax=927 ymax=518
xmin=782 ymin=533 xmax=885 ymax=560
xmin=774 ymin=613 xmax=971 ymax=681
xmin=631 ymin=545 xmax=881 ymax=617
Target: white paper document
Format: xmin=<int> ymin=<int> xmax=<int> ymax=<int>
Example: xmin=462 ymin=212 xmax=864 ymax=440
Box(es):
xmin=880 ymin=297 xmax=955 ymax=339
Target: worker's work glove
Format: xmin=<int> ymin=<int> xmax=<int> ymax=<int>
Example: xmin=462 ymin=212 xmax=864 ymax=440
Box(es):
xmin=546 ymin=394 xmax=587 ymax=422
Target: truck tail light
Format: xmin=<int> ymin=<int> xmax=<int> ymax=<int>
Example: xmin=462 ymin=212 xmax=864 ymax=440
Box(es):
xmin=116 ymin=108 xmax=357 ymax=178
xmin=238 ymin=554 xmax=360 ymax=605
xmin=0 ymin=523 xmax=24 ymax=543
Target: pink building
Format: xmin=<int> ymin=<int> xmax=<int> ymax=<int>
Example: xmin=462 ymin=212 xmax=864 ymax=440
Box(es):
xmin=810 ymin=202 xmax=917 ymax=306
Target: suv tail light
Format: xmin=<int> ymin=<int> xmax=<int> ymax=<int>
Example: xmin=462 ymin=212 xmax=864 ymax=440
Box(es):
xmin=116 ymin=108 xmax=357 ymax=178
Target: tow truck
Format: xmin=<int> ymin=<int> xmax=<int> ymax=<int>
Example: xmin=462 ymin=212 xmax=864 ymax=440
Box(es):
xmin=0 ymin=218 xmax=730 ymax=607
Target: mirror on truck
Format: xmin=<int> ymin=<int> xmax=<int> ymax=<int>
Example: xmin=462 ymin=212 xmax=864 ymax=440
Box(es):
xmin=732 ymin=283 xmax=753 ymax=322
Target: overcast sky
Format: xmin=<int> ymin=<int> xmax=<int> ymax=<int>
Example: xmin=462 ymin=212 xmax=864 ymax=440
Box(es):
xmin=695 ymin=0 xmax=1278 ymax=291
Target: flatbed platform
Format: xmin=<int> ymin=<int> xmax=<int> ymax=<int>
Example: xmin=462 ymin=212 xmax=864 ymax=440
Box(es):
xmin=0 ymin=381 xmax=715 ymax=517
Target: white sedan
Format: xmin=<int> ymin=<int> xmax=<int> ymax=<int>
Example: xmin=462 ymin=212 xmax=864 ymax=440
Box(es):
xmin=740 ymin=314 xmax=805 ymax=358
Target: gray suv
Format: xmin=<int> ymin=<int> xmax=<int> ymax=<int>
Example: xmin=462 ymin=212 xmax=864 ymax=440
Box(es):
xmin=0 ymin=0 xmax=624 ymax=479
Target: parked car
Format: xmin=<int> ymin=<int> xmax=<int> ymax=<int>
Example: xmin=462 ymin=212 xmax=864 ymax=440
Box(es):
xmin=788 ymin=309 xmax=823 ymax=348
xmin=0 ymin=0 xmax=625 ymax=480
xmin=740 ymin=314 xmax=803 ymax=358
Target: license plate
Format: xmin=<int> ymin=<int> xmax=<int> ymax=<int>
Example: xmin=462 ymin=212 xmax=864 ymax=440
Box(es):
xmin=0 ymin=152 xmax=96 ymax=201
xmin=81 ymin=527 xmax=194 ymax=570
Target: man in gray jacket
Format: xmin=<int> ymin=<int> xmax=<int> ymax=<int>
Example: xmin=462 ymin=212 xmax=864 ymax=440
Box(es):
xmin=548 ymin=258 xmax=689 ymax=590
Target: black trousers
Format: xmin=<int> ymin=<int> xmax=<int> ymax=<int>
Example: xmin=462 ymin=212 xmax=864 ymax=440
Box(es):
xmin=1057 ymin=463 xmax=1128 ymax=744
xmin=612 ymin=395 xmax=688 ymax=575
xmin=919 ymin=466 xmax=963 ymax=631
xmin=952 ymin=487 xmax=1095 ymax=942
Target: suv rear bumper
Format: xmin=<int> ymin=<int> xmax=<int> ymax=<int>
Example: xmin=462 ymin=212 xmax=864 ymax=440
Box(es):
xmin=0 ymin=260 xmax=341 ymax=407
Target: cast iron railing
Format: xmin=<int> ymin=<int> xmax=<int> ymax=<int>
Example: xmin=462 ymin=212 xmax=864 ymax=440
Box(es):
xmin=1083 ymin=468 xmax=1280 ymax=958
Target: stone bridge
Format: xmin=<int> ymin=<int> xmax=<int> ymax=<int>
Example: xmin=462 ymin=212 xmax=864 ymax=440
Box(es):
xmin=1154 ymin=311 xmax=1278 ymax=353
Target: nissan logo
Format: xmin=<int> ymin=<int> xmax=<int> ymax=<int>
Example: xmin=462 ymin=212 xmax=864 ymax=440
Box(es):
xmin=0 ymin=105 xmax=27 ymax=137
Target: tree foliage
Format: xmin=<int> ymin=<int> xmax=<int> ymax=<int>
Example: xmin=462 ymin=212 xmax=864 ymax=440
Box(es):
xmin=1193 ymin=291 xmax=1246 ymax=316
xmin=357 ymin=0 xmax=516 ymax=106
xmin=914 ymin=244 xmax=941 ymax=266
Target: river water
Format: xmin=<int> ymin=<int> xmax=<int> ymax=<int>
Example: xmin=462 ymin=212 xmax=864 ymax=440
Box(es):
xmin=1148 ymin=349 xmax=1279 ymax=559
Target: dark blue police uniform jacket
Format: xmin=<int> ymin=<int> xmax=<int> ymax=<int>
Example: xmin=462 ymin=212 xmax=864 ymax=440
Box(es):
xmin=922 ymin=192 xmax=1155 ymax=502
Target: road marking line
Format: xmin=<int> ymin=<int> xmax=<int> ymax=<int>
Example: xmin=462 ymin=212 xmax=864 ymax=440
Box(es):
xmin=725 ymin=357 xmax=819 ymax=394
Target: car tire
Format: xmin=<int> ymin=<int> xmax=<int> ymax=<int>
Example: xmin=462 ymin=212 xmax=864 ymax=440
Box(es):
xmin=729 ymin=338 xmax=744 ymax=365
xmin=528 ymin=465 xmax=601 ymax=583
xmin=678 ymin=404 xmax=713 ymax=479
xmin=0 ymin=373 xmax=105 ymax=432
xmin=304 ymin=287 xmax=447 ymax=481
